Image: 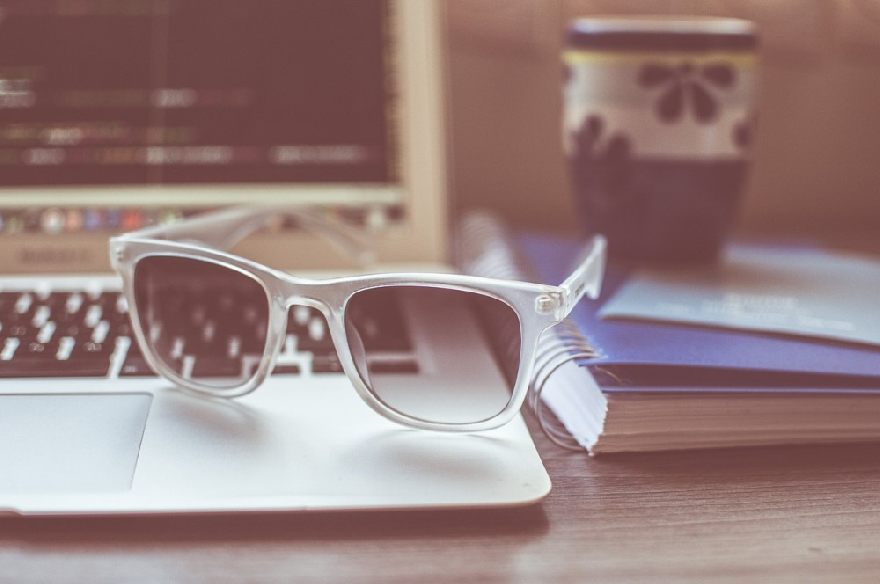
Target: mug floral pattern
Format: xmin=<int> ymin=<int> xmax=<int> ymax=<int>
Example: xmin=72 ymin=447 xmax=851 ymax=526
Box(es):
xmin=637 ymin=62 xmax=737 ymax=124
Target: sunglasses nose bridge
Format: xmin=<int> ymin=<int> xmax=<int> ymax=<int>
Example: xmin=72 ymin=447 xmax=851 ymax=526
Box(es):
xmin=279 ymin=281 xmax=343 ymax=322
xmin=283 ymin=295 xmax=332 ymax=319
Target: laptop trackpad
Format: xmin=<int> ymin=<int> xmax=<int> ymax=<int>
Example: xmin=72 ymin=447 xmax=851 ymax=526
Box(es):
xmin=0 ymin=393 xmax=152 ymax=494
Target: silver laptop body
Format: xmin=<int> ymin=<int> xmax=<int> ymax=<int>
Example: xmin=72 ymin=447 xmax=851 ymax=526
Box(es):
xmin=0 ymin=1 xmax=549 ymax=515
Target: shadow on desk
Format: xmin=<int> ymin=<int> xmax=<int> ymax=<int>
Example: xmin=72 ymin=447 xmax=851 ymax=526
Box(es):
xmin=0 ymin=505 xmax=549 ymax=545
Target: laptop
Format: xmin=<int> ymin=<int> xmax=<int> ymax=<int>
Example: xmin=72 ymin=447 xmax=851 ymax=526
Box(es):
xmin=0 ymin=1 xmax=550 ymax=515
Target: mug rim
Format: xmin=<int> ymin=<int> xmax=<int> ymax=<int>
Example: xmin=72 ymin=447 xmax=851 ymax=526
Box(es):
xmin=569 ymin=16 xmax=756 ymax=36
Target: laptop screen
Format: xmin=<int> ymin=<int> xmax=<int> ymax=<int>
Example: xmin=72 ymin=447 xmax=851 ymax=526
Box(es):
xmin=0 ymin=1 xmax=446 ymax=271
xmin=0 ymin=0 xmax=400 ymax=225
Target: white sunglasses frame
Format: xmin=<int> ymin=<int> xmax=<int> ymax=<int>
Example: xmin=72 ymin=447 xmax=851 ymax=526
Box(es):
xmin=109 ymin=207 xmax=606 ymax=433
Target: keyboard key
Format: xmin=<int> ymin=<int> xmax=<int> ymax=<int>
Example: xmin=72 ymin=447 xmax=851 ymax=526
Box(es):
xmin=65 ymin=292 xmax=84 ymax=315
xmin=36 ymin=321 xmax=57 ymax=344
xmin=55 ymin=336 xmax=76 ymax=360
xmin=31 ymin=305 xmax=51 ymax=328
xmin=0 ymin=337 xmax=21 ymax=361
xmin=92 ymin=320 xmax=111 ymax=343
xmin=14 ymin=293 xmax=33 ymax=315
xmin=84 ymin=305 xmax=103 ymax=328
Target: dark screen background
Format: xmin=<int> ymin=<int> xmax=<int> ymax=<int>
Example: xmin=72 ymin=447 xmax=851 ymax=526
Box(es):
xmin=0 ymin=0 xmax=395 ymax=188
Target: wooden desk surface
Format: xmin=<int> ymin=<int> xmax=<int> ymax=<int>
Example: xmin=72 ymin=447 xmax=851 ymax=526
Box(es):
xmin=3 ymin=414 xmax=880 ymax=583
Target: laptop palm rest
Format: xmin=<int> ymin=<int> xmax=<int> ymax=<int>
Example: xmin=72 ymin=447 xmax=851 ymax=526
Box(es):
xmin=0 ymin=393 xmax=152 ymax=494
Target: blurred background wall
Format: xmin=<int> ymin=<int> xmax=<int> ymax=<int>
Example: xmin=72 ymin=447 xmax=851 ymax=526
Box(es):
xmin=444 ymin=0 xmax=880 ymax=235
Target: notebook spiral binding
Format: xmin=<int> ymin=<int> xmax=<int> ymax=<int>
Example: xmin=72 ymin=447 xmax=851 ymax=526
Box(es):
xmin=457 ymin=212 xmax=599 ymax=451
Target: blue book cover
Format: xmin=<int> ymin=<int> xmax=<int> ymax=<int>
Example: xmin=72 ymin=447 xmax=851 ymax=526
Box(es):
xmin=519 ymin=233 xmax=880 ymax=388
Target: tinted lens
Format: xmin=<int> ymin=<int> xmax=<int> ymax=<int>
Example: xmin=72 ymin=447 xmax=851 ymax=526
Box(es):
xmin=344 ymin=285 xmax=521 ymax=424
xmin=133 ymin=256 xmax=270 ymax=390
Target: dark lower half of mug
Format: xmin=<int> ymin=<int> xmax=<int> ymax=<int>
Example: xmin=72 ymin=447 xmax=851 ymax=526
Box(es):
xmin=570 ymin=157 xmax=748 ymax=262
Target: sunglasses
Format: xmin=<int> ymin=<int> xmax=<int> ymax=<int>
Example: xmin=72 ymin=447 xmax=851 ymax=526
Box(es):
xmin=109 ymin=207 xmax=606 ymax=432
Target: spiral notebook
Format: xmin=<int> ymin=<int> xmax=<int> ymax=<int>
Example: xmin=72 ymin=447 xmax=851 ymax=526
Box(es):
xmin=458 ymin=213 xmax=880 ymax=454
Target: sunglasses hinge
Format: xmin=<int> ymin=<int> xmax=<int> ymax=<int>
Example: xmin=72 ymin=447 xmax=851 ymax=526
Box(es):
xmin=109 ymin=246 xmax=125 ymax=270
xmin=535 ymin=291 xmax=563 ymax=316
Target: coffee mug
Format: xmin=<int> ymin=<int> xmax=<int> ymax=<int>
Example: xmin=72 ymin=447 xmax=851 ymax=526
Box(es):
xmin=563 ymin=16 xmax=758 ymax=262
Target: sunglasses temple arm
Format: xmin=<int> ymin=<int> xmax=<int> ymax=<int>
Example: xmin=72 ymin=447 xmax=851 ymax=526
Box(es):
xmin=120 ymin=206 xmax=377 ymax=266
xmin=557 ymin=234 xmax=607 ymax=319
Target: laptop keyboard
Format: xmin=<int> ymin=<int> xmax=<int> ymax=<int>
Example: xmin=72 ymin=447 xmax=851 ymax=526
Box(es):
xmin=0 ymin=287 xmax=417 ymax=380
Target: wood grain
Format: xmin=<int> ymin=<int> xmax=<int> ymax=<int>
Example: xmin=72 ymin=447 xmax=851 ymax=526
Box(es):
xmin=3 ymin=413 xmax=880 ymax=583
